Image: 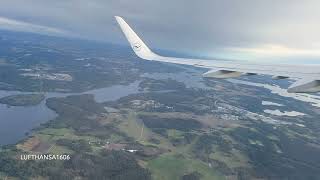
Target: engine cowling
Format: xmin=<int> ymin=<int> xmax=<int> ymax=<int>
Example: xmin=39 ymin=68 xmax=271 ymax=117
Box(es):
xmin=288 ymin=80 xmax=320 ymax=93
xmin=203 ymin=70 xmax=243 ymax=78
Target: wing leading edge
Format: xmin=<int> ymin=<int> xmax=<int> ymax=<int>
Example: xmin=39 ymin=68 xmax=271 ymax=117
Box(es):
xmin=115 ymin=16 xmax=320 ymax=93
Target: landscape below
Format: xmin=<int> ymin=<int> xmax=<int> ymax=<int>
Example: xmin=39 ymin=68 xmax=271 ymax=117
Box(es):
xmin=0 ymin=30 xmax=320 ymax=180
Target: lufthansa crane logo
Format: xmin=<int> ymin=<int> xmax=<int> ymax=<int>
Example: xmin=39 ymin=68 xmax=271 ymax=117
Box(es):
xmin=133 ymin=43 xmax=142 ymax=51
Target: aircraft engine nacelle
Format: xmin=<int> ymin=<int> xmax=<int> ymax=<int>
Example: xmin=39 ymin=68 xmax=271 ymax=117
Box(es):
xmin=203 ymin=70 xmax=243 ymax=78
xmin=288 ymin=80 xmax=320 ymax=93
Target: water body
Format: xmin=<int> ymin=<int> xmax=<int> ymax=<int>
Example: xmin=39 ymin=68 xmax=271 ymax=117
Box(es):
xmin=261 ymin=101 xmax=284 ymax=107
xmin=263 ymin=109 xmax=306 ymax=117
xmin=228 ymin=79 xmax=320 ymax=108
xmin=0 ymin=81 xmax=140 ymax=145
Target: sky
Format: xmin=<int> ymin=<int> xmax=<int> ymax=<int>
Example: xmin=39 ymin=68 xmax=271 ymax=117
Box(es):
xmin=0 ymin=0 xmax=319 ymax=63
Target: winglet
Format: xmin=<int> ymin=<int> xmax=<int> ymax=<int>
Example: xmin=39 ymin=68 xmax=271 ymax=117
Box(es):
xmin=115 ymin=16 xmax=159 ymax=60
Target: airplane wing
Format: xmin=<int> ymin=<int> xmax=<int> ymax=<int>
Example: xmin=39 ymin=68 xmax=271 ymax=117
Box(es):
xmin=115 ymin=16 xmax=320 ymax=93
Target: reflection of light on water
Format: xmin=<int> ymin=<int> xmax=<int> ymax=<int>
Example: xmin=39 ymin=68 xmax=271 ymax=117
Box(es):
xmin=228 ymin=79 xmax=320 ymax=108
xmin=263 ymin=109 xmax=305 ymax=117
xmin=262 ymin=101 xmax=284 ymax=107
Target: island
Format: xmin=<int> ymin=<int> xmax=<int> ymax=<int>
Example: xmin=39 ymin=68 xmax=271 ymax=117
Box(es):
xmin=0 ymin=94 xmax=45 ymax=106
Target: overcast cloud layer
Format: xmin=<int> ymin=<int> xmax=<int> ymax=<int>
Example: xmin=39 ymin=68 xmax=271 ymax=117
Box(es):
xmin=0 ymin=0 xmax=319 ymax=63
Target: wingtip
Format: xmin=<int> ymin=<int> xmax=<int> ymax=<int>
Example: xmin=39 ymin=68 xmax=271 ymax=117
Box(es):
xmin=114 ymin=16 xmax=123 ymax=21
xmin=114 ymin=15 xmax=160 ymax=61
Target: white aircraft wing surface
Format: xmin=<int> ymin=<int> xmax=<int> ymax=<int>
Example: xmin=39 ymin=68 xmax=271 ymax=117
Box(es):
xmin=115 ymin=16 xmax=320 ymax=93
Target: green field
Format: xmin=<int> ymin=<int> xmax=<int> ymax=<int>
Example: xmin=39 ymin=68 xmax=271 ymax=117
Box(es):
xmin=148 ymin=153 xmax=225 ymax=180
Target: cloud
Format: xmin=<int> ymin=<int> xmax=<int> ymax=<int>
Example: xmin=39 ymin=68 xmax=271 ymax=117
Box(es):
xmin=0 ymin=16 xmax=69 ymax=36
xmin=229 ymin=44 xmax=320 ymax=57
xmin=213 ymin=44 xmax=320 ymax=63
xmin=0 ymin=0 xmax=319 ymax=62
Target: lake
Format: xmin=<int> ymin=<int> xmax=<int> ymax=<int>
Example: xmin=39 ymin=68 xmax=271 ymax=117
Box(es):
xmin=0 ymin=81 xmax=140 ymax=145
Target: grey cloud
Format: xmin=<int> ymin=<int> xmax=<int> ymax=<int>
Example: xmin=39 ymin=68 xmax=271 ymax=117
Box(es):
xmin=0 ymin=16 xmax=70 ymax=36
xmin=0 ymin=0 xmax=319 ymax=58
